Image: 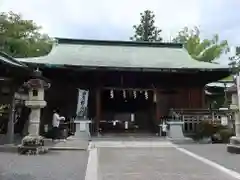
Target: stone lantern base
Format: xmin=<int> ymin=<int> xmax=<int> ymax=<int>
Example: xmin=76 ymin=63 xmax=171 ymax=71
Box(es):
xmin=227 ymin=136 xmax=240 ymax=154
xmin=18 ymin=135 xmax=48 ymax=155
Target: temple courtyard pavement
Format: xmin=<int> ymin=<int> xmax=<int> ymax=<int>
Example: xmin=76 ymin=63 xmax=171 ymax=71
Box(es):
xmin=2 ymin=138 xmax=240 ymax=179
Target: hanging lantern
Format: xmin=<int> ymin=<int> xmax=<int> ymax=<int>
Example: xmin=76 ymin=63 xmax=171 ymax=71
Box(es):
xmin=133 ymin=90 xmax=137 ymax=99
xmin=123 ymin=90 xmax=126 ymax=99
xmin=145 ymin=91 xmax=148 ymax=100
xmin=110 ymin=90 xmax=114 ymax=99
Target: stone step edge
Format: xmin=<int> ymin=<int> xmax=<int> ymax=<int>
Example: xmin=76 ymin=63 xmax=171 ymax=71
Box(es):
xmin=48 ymin=146 xmax=87 ymax=151
xmin=0 ymin=144 xmax=87 ymax=152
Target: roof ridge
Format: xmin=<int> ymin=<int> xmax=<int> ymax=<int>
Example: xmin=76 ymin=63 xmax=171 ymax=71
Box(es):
xmin=55 ymin=37 xmax=183 ymax=48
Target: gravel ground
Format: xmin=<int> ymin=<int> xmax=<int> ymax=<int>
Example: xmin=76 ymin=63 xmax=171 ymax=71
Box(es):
xmin=0 ymin=151 xmax=88 ymax=180
xmin=179 ymin=143 xmax=240 ymax=174
xmin=99 ymin=147 xmax=237 ymax=180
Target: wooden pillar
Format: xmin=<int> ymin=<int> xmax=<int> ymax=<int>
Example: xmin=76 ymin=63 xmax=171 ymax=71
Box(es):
xmin=201 ymin=87 xmax=206 ymax=108
xmin=96 ymin=88 xmax=101 ymax=134
xmin=6 ymin=91 xmax=15 ymax=144
xmin=155 ymin=89 xmax=160 ymax=124
xmin=188 ymin=88 xmax=192 ymax=108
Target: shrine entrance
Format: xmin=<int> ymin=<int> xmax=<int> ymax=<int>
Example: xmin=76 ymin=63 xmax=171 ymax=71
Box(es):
xmin=99 ymin=89 xmax=156 ymax=134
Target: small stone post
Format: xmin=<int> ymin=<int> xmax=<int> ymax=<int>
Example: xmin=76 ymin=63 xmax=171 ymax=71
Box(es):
xmin=232 ymin=93 xmax=240 ymax=134
xmin=18 ymin=69 xmax=50 ymax=155
xmin=227 ymin=73 xmax=240 ymax=153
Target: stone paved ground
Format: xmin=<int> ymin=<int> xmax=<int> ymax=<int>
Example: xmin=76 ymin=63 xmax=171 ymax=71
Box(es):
xmin=92 ymin=139 xmax=173 ymax=148
xmin=0 ymin=151 xmax=88 ymax=180
xmin=45 ymin=137 xmax=89 ymax=150
xmin=180 ymin=144 xmax=240 ymax=174
xmin=98 ymin=145 xmax=238 ymax=180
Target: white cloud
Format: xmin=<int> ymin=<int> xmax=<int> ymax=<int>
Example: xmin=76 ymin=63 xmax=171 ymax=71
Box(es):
xmin=0 ymin=0 xmax=200 ymax=40
xmin=2 ymin=0 xmax=240 ymax=64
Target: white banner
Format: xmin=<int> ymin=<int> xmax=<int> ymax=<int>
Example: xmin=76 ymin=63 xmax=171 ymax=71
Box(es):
xmin=76 ymin=89 xmax=89 ymax=118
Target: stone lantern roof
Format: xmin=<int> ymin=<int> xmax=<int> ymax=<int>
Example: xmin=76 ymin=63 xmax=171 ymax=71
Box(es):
xmin=24 ymin=69 xmax=50 ymax=89
xmin=30 ymin=69 xmax=50 ymax=82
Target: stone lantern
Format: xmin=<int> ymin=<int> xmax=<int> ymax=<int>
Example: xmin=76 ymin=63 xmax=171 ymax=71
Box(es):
xmin=18 ymin=69 xmax=50 ymax=155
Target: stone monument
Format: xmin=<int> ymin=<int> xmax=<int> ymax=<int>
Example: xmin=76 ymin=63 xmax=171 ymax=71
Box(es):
xmin=227 ymin=74 xmax=240 ymax=153
xmin=167 ymin=121 xmax=185 ymax=139
xmin=18 ymin=69 xmax=50 ymax=155
xmin=74 ymin=119 xmax=91 ymax=140
xmin=166 ymin=109 xmax=185 ymax=139
xmin=74 ymin=89 xmax=91 ymax=140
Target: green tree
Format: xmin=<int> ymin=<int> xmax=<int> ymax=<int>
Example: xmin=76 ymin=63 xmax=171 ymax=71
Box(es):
xmin=229 ymin=46 xmax=240 ymax=74
xmin=173 ymin=27 xmax=229 ymax=62
xmin=130 ymin=10 xmax=162 ymax=42
xmin=0 ymin=11 xmax=53 ymax=58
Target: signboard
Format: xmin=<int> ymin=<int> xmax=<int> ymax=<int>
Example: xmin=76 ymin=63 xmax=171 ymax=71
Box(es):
xmin=221 ymin=116 xmax=228 ymax=126
xmin=230 ymin=104 xmax=238 ymax=110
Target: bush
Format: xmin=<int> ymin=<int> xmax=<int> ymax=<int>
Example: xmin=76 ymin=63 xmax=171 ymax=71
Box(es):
xmin=191 ymin=120 xmax=234 ymax=143
xmin=218 ymin=128 xmax=234 ymax=143
xmin=195 ymin=120 xmax=218 ymax=140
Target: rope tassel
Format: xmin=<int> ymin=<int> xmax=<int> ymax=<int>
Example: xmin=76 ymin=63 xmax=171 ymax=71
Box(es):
xmin=145 ymin=91 xmax=148 ymax=100
xmin=110 ymin=90 xmax=114 ymax=99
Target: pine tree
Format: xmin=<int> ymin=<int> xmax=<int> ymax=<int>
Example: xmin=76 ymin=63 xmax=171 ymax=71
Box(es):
xmin=130 ymin=10 xmax=162 ymax=42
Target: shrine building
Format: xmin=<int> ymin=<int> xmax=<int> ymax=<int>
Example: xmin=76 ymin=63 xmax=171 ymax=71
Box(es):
xmin=0 ymin=52 xmax=30 ymax=143
xmin=13 ymin=38 xmax=231 ymax=135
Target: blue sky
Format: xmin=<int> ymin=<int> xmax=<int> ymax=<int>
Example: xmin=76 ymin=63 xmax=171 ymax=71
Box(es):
xmin=1 ymin=0 xmax=239 ymax=63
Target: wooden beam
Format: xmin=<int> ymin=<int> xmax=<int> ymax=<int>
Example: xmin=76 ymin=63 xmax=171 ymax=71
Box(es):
xmin=102 ymin=87 xmax=154 ymax=91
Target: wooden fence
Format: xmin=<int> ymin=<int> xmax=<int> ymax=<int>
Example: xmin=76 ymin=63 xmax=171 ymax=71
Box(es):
xmin=169 ymin=108 xmax=234 ymax=135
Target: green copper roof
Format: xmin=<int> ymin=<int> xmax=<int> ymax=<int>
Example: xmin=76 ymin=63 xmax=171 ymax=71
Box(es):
xmin=219 ymin=75 xmax=234 ymax=82
xmin=206 ymin=75 xmax=234 ymax=88
xmin=17 ymin=38 xmax=230 ymax=71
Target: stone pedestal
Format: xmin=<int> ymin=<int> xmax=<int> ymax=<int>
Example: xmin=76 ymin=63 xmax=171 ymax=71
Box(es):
xmin=19 ymin=93 xmax=47 ymax=155
xmin=227 ymin=74 xmax=240 ymax=154
xmin=18 ymin=135 xmax=47 ymax=155
xmin=228 ymin=109 xmax=240 ymax=153
xmin=25 ymin=92 xmax=47 ymax=135
xmin=227 ymin=136 xmax=240 ymax=153
xmin=167 ymin=121 xmax=185 ymax=139
xmin=74 ymin=120 xmax=91 ymax=141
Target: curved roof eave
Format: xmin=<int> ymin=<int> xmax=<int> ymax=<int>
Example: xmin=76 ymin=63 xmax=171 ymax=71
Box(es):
xmin=0 ymin=51 xmax=29 ymax=69
xmin=16 ymin=38 xmax=231 ymax=71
